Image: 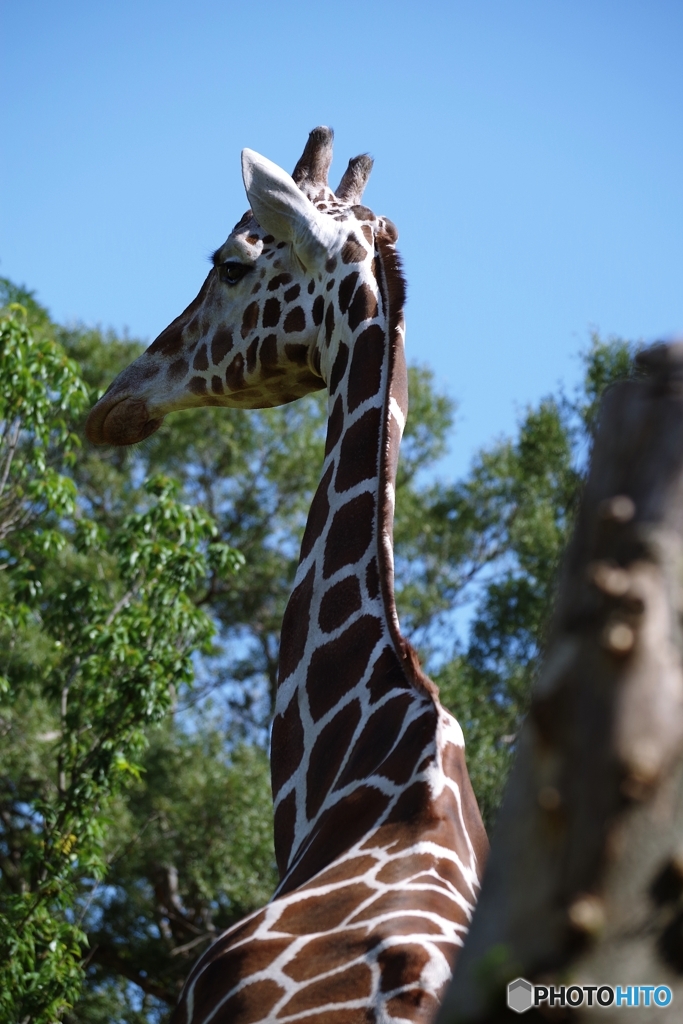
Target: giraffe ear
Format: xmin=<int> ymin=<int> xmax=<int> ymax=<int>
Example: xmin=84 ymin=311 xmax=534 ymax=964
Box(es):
xmin=241 ymin=149 xmax=337 ymax=270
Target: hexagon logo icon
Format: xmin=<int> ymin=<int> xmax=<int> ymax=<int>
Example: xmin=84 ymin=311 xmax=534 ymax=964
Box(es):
xmin=507 ymin=978 xmax=533 ymax=1013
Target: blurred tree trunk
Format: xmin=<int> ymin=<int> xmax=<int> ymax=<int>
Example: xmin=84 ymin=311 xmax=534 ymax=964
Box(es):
xmin=438 ymin=342 xmax=683 ymax=1023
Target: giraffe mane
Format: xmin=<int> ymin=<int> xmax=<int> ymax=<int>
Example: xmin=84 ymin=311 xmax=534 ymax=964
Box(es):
xmin=375 ymin=225 xmax=440 ymax=704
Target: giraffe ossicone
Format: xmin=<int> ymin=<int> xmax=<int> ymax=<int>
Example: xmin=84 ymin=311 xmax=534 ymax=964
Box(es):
xmin=86 ymin=126 xmax=488 ymax=1024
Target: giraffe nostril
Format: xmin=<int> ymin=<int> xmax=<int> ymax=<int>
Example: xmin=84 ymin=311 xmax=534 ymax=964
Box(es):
xmin=95 ymin=398 xmax=162 ymax=447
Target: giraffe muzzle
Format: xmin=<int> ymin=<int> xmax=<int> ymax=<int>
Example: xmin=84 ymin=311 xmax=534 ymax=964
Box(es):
xmin=85 ymin=396 xmax=163 ymax=446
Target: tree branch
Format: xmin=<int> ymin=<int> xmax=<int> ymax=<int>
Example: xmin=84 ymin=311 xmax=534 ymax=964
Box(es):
xmin=89 ymin=944 xmax=177 ymax=1005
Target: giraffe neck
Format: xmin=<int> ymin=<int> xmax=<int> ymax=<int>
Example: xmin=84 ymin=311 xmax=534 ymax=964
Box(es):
xmin=271 ymin=234 xmax=437 ymax=890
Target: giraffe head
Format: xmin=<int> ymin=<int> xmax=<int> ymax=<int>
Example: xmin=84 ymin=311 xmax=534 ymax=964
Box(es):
xmin=85 ymin=127 xmax=395 ymax=446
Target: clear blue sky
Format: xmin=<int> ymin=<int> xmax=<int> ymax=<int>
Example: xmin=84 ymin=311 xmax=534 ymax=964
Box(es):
xmin=2 ymin=1 xmax=682 ymax=478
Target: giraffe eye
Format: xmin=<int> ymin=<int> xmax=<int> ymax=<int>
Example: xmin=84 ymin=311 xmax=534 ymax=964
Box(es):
xmin=218 ymin=262 xmax=250 ymax=285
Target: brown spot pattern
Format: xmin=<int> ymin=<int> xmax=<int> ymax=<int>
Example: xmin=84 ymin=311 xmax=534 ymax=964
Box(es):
xmin=338 ymin=271 xmax=359 ymax=314
xmin=207 ymin=938 xmax=287 ymax=999
xmin=189 ymin=947 xmax=284 ymax=1024
xmin=300 ymin=464 xmax=333 ymax=561
xmin=283 ymin=306 xmax=306 ymax=333
xmin=284 ymin=343 xmax=308 ymax=365
xmin=277 ymin=882 xmax=374 ymax=936
xmin=168 ymin=357 xmax=188 ymax=380
xmin=347 ymin=325 xmax=385 ymax=413
xmin=335 ymin=406 xmax=381 ymax=492
xmin=351 ymin=205 xmax=376 ymax=221
xmin=279 ymin=565 xmax=315 ymax=683
xmin=367 ymin=645 xmax=410 ymax=704
xmin=325 ymin=396 xmax=344 ymax=455
xmin=319 ymin=575 xmax=362 ymax=633
xmin=138 ymin=363 xmax=160 ymax=381
xmin=283 ymin=932 xmax=366 ymax=982
xmin=366 ymin=557 xmax=380 ymax=600
xmin=349 ymin=881 xmax=443 ymax=926
xmin=312 ymin=294 xmax=324 ymax=326
xmin=323 ymin=491 xmax=375 ymax=579
xmin=336 ymin=694 xmax=412 ymax=791
xmin=217 ymin=978 xmax=285 ymax=1023
xmin=329 ymin=342 xmax=348 ymax=396
xmin=211 ymin=375 xmax=223 ymax=394
xmin=271 ymin=692 xmax=305 ymax=803
xmin=279 ymin=786 xmax=390 ymax=896
xmin=273 ymin=790 xmax=297 ymax=877
xmin=188 ymin=376 xmax=207 ymax=395
xmin=211 ymin=327 xmax=233 ymax=364
xmin=276 ymin=1004 xmax=374 ymax=1024
xmin=341 ymin=234 xmax=368 ymax=264
xmin=284 ymin=284 xmax=300 ymax=302
xmin=226 ymin=352 xmax=245 ymax=391
xmin=307 ymin=615 xmax=383 ymax=722
xmin=148 ymin=323 xmax=184 ymax=356
xmin=263 ymin=297 xmax=281 ymax=328
xmin=278 ymin=962 xmax=372 ymax=1017
xmin=241 ymin=302 xmax=259 ymax=339
xmin=246 ymin=337 xmax=259 ymax=374
xmin=375 ymin=853 xmax=435 ymax=886
xmin=268 ymin=273 xmax=293 ymax=291
xmin=309 ymin=854 xmax=381 ymax=891
xmin=381 ymin=723 xmax=434 ymax=786
xmin=379 ymin=944 xmax=431 ymax=992
xmin=325 ymin=302 xmax=335 ymax=346
xmin=386 ymin=992 xmax=439 ymax=1022
xmin=382 ymin=915 xmax=446 ymax=939
xmin=347 ymin=283 xmax=379 ymax=333
xmin=306 ymin=699 xmax=361 ymax=818
xmin=259 ymin=334 xmax=281 ymax=376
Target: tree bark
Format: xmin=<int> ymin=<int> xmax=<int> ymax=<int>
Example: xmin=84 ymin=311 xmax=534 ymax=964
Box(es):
xmin=437 ymin=342 xmax=683 ymax=1023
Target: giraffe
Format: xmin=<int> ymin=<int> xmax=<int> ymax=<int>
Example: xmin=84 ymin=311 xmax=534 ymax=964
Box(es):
xmin=85 ymin=127 xmax=489 ymax=1024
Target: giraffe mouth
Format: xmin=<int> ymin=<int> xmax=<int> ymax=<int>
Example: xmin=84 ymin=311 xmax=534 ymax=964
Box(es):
xmin=85 ymin=396 xmax=163 ymax=446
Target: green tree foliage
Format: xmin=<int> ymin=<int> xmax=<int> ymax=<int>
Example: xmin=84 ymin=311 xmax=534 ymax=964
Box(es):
xmin=0 ymin=300 xmax=86 ymax=555
xmin=0 ymin=277 xmax=641 ymax=1021
xmin=0 ymin=292 xmax=242 ymax=1022
xmin=77 ymin=735 xmax=275 ymax=1011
